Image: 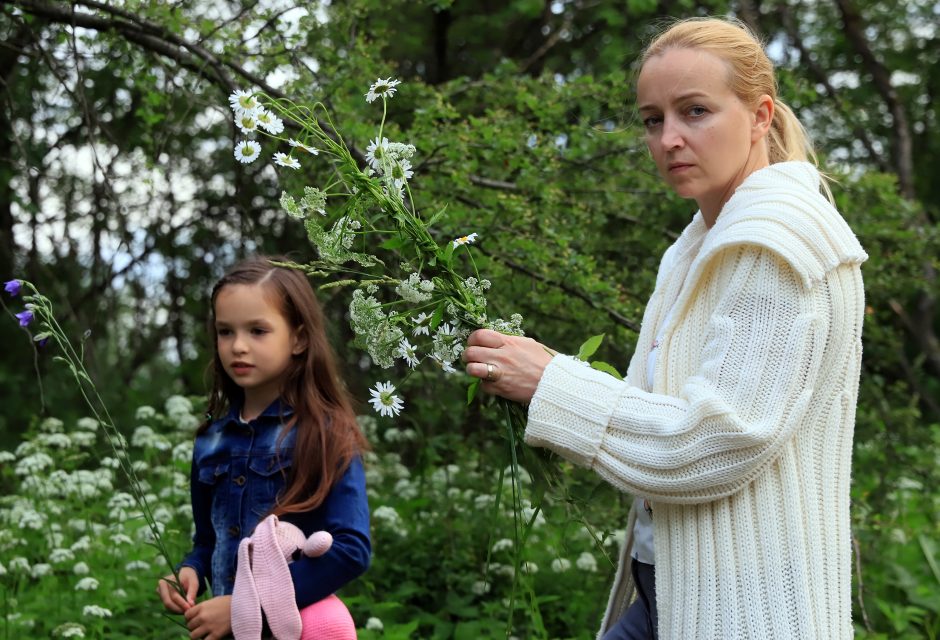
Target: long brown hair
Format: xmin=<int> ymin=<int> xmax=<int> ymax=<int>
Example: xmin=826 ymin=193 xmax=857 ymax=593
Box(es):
xmin=201 ymin=256 xmax=367 ymax=515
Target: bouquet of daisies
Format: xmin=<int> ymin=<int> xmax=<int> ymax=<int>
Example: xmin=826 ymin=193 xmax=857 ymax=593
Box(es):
xmin=226 ymin=79 xmax=526 ymax=418
xmin=227 ymin=79 xmax=579 ymax=624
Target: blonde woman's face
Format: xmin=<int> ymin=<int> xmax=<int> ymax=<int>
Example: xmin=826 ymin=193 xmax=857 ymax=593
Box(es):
xmin=637 ymin=48 xmax=770 ymax=220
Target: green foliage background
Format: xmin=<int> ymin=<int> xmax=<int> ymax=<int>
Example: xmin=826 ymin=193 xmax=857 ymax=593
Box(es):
xmin=0 ymin=0 xmax=937 ymax=637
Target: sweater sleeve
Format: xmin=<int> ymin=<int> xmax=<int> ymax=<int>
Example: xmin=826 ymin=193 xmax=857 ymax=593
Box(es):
xmin=525 ymin=246 xmax=826 ymax=504
xmin=287 ymin=456 xmax=371 ymax=608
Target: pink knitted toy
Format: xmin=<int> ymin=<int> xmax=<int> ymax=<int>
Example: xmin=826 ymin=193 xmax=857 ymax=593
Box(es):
xmin=231 ymin=514 xmax=356 ymax=640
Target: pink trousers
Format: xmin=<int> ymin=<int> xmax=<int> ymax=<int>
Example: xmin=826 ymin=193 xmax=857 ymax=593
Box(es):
xmin=298 ymin=595 xmax=356 ymax=640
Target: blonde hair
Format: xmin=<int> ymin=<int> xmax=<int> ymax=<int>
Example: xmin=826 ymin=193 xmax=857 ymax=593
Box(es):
xmin=640 ymin=17 xmax=833 ymax=198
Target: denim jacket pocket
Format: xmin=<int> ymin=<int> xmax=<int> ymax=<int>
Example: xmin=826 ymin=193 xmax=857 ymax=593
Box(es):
xmin=197 ymin=458 xmax=230 ymax=520
xmin=247 ymin=452 xmax=292 ymax=516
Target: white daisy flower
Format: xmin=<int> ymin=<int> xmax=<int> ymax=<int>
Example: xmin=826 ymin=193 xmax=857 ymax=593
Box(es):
xmin=390 ymin=159 xmax=414 ymax=189
xmin=235 ymin=112 xmax=258 ymax=134
xmin=288 ymin=138 xmax=319 ymax=155
xmin=228 ymin=89 xmax=259 ymax=114
xmin=257 ymin=110 xmax=285 ymax=135
xmin=365 ymin=137 xmax=390 ymax=170
xmin=273 ymin=152 xmax=301 ymax=169
xmin=365 ymin=77 xmax=401 ymax=103
xmin=411 ymin=312 xmax=430 ymax=336
xmin=396 ymin=339 xmax=419 ymax=368
xmin=234 ymin=140 xmax=261 ymax=164
xmin=431 ymin=354 xmax=457 ymax=374
xmin=452 ymin=232 xmax=478 ymax=249
xmin=369 ymin=381 xmax=404 ymax=418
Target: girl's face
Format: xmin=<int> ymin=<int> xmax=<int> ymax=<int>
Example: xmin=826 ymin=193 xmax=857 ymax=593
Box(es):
xmin=214 ymin=283 xmax=303 ymax=409
xmin=637 ymin=47 xmax=772 ymax=222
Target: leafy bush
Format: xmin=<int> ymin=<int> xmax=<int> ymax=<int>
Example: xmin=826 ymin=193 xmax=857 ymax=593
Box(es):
xmin=0 ymin=399 xmax=621 ymax=639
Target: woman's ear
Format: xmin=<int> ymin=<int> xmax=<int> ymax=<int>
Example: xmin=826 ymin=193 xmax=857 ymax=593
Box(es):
xmin=752 ymin=94 xmax=774 ymax=141
xmin=292 ymin=325 xmax=308 ymax=356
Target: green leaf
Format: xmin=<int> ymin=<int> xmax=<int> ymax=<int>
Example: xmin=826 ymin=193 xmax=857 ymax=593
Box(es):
xmin=429 ymin=301 xmax=445 ymax=331
xmin=590 ymin=360 xmax=623 ymax=380
xmin=467 ymin=378 xmax=480 ymax=405
xmin=576 ymin=333 xmax=605 ymax=361
xmin=380 ymin=236 xmax=408 ymax=250
xmin=443 ymin=238 xmax=456 ymax=265
xmin=426 ymin=203 xmax=448 ymax=228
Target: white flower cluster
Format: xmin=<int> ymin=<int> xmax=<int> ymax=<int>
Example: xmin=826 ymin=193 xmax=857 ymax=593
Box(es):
xmin=349 ymin=290 xmax=404 ymax=369
xmin=131 ymin=425 xmax=171 ymax=451
xmin=53 ymin=622 xmax=86 ymax=638
xmin=280 ymin=187 xmax=328 ymax=219
xmin=394 ymin=272 xmax=435 ymax=303
xmin=371 ymin=505 xmax=407 ymax=537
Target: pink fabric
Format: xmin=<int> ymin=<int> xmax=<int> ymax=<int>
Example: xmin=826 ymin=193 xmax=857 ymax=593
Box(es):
xmin=231 ymin=515 xmax=310 ymax=640
xmin=299 ymin=595 xmax=357 ymax=640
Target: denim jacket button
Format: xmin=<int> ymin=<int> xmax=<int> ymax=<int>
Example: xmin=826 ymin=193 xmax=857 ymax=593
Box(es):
xmin=233 ymin=475 xmax=246 ymax=486
xmin=228 ymin=525 xmax=240 ymax=537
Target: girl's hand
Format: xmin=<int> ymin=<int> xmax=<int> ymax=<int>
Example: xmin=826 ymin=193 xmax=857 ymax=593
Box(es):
xmin=184 ymin=595 xmax=232 ymax=640
xmin=157 ymin=566 xmax=198 ymax=613
xmin=463 ymin=329 xmax=556 ymax=404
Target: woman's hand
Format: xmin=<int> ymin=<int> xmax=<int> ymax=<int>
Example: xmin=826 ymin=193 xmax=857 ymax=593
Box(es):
xmin=156 ymin=566 xmax=198 ymax=614
xmin=463 ymin=329 xmax=556 ymax=404
xmin=184 ymin=595 xmax=232 ymax=640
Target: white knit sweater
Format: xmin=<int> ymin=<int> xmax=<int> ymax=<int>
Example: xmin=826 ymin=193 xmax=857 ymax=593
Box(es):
xmin=526 ymin=162 xmax=867 ymax=639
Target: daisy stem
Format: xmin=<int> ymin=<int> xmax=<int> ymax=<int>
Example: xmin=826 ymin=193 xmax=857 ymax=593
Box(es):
xmin=377 ymin=97 xmax=387 ymax=143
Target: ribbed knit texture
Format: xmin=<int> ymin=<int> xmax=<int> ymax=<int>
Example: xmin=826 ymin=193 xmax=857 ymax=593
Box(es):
xmin=232 ymin=515 xmax=305 ymax=640
xmin=526 ymin=162 xmax=867 ymax=639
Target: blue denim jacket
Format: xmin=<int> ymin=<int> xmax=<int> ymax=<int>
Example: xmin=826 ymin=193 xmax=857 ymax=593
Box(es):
xmin=179 ymin=400 xmax=371 ymax=607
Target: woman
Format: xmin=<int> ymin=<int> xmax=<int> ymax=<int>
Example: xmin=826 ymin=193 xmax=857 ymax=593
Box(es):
xmin=464 ymin=17 xmax=867 ymax=640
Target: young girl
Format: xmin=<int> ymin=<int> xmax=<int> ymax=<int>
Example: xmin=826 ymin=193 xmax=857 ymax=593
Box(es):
xmin=156 ymin=256 xmax=371 ymax=639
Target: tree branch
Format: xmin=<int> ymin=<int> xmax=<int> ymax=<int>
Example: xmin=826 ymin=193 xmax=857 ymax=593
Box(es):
xmin=832 ymin=0 xmax=914 ymax=198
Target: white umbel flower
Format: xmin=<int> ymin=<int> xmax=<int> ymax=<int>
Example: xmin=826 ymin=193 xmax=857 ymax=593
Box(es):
xmin=365 ymin=77 xmax=401 ymax=103
xmin=74 ymin=577 xmax=99 ymax=591
xmin=369 ymin=381 xmax=404 ymax=418
xmin=234 ymin=140 xmax=261 ymax=164
xmin=273 ymin=152 xmax=301 ymax=169
xmin=82 ymin=605 xmax=112 ymax=619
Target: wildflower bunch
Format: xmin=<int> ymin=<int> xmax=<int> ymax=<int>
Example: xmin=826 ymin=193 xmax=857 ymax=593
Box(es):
xmin=224 ymin=79 xmax=525 ymax=418
xmin=2 ymin=279 xmax=189 ymax=606
xmin=220 ymin=80 xmax=593 ymax=632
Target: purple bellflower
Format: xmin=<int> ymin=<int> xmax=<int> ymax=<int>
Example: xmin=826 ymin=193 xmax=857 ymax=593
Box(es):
xmin=4 ymin=279 xmax=21 ymax=296
xmin=15 ymin=310 xmax=33 ymax=327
